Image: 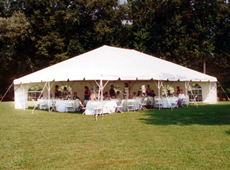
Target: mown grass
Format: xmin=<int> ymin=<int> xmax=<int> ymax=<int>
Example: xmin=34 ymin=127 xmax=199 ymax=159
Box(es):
xmin=0 ymin=101 xmax=230 ymax=169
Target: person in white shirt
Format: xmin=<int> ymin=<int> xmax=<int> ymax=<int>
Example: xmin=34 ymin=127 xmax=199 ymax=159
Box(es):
xmin=123 ymin=83 xmax=130 ymax=99
xmin=177 ymin=89 xmax=185 ymax=108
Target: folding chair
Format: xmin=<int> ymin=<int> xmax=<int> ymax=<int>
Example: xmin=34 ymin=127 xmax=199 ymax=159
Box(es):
xmin=127 ymin=100 xmax=135 ymax=112
xmin=79 ymin=101 xmax=86 ymax=114
xmin=115 ymin=100 xmax=125 ymax=113
xmin=50 ymin=101 xmax=56 ymax=112
xmin=140 ymin=98 xmax=148 ymax=110
xmin=94 ymin=106 xmax=103 ymax=121
xmin=154 ymin=96 xmax=163 ymax=109
xmin=66 ymin=102 xmax=74 ymax=112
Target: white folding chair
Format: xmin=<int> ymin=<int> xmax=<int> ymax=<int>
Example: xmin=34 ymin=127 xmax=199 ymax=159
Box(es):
xmin=66 ymin=102 xmax=74 ymax=112
xmin=190 ymin=95 xmax=197 ymax=105
xmin=154 ymin=96 xmax=163 ymax=109
xmin=115 ymin=100 xmax=125 ymax=113
xmin=170 ymin=98 xmax=177 ymax=111
xmin=94 ymin=107 xmax=103 ymax=121
xmin=40 ymin=103 xmax=48 ymax=110
xmin=140 ymin=98 xmax=148 ymax=110
xmin=127 ymin=100 xmax=135 ymax=112
xmin=93 ymin=102 xmax=104 ymax=121
xmin=50 ymin=101 xmax=56 ymax=112
xmin=79 ymin=101 xmax=86 ymax=114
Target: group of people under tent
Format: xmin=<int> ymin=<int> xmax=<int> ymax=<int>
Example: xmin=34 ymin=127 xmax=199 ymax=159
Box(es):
xmin=54 ymin=83 xmax=186 ymax=108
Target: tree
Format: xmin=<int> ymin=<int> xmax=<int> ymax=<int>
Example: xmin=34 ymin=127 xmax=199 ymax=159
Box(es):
xmin=0 ymin=11 xmax=33 ymax=80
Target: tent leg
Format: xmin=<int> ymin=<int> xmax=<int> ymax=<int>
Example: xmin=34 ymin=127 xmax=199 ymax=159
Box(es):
xmin=0 ymin=82 xmax=13 ymax=102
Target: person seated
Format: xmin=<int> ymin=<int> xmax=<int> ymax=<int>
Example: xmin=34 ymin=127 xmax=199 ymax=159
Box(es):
xmin=177 ymin=89 xmax=185 ymax=108
xmin=137 ymin=91 xmax=142 ymax=97
xmin=131 ymin=92 xmax=137 ymax=98
xmin=109 ymin=85 xmax=116 ymax=99
xmin=73 ymin=92 xmax=80 ymax=100
xmin=62 ymin=87 xmax=69 ymax=99
xmin=149 ymin=90 xmax=156 ymax=97
xmin=116 ymin=91 xmax=122 ymax=99
xmin=103 ymin=91 xmax=108 ymax=100
xmin=167 ymin=90 xmax=172 ymax=97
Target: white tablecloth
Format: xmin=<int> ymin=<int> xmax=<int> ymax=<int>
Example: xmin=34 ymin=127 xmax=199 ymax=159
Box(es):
xmin=37 ymin=99 xmax=49 ymax=110
xmin=55 ymin=99 xmax=80 ymax=112
xmin=85 ymin=100 xmax=118 ymax=115
xmin=154 ymin=96 xmax=189 ymax=108
xmin=122 ymin=98 xmax=142 ymax=111
xmin=37 ymin=99 xmax=80 ymax=112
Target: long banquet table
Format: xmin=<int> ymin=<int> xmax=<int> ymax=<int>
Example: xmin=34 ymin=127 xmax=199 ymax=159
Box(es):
xmin=85 ymin=100 xmax=118 ymax=115
xmin=85 ymin=98 xmax=146 ymax=115
xmin=154 ymin=96 xmax=189 ymax=108
xmin=37 ymin=99 xmax=80 ymax=112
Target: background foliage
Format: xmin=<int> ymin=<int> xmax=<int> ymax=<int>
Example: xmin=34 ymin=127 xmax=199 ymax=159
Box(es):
xmin=0 ymin=0 xmax=230 ymax=99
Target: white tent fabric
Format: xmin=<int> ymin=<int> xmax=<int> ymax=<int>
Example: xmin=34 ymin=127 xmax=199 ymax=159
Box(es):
xmin=14 ymin=45 xmax=217 ymax=84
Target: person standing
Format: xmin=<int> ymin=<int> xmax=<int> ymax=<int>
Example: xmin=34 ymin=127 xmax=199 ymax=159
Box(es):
xmin=54 ymin=85 xmax=60 ymax=98
xmin=146 ymin=85 xmax=152 ymax=96
xmin=84 ymin=86 xmax=91 ymax=101
xmin=123 ymin=83 xmax=130 ymax=99
xmin=109 ymin=85 xmax=116 ymax=98
xmin=176 ymin=86 xmax=180 ymax=96
xmin=62 ymin=87 xmax=68 ymax=99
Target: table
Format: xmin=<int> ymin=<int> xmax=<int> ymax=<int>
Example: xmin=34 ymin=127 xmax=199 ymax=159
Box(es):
xmin=55 ymin=99 xmax=80 ymax=112
xmin=37 ymin=99 xmax=80 ymax=112
xmin=37 ymin=99 xmax=49 ymax=110
xmin=122 ymin=98 xmax=142 ymax=111
xmin=85 ymin=100 xmax=118 ymax=115
xmin=154 ymin=96 xmax=189 ymax=108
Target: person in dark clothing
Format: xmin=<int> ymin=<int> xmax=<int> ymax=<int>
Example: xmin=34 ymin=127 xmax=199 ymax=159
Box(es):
xmin=109 ymin=85 xmax=116 ymax=98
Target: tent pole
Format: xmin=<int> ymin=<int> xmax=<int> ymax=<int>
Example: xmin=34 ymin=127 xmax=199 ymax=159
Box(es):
xmin=32 ymin=82 xmax=48 ymax=114
xmin=218 ymin=81 xmax=230 ymax=101
xmin=22 ymin=84 xmax=25 ymax=110
xmin=157 ymin=80 xmax=163 ymax=110
xmin=100 ymin=79 xmax=103 ymax=102
xmin=185 ymin=81 xmax=190 ymax=108
xmin=0 ymin=82 xmax=13 ymax=102
xmin=189 ymin=83 xmax=198 ymax=108
xmin=48 ymin=82 xmax=51 ymax=112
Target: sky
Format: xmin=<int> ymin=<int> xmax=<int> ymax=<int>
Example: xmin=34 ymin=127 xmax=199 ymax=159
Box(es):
xmin=119 ymin=0 xmax=127 ymax=4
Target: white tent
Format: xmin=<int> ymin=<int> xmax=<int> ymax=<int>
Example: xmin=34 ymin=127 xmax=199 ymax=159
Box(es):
xmin=14 ymin=45 xmax=218 ymax=109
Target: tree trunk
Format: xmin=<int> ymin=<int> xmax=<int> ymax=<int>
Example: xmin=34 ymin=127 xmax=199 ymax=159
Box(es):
xmin=203 ymin=58 xmax=206 ymax=74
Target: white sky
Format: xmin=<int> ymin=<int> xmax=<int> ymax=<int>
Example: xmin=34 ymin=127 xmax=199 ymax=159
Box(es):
xmin=119 ymin=0 xmax=127 ymax=4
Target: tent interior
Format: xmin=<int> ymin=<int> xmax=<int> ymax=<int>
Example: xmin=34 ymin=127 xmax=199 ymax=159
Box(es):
xmin=14 ymin=80 xmax=217 ymax=109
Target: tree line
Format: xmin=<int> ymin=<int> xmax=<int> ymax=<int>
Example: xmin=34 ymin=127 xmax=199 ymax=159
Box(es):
xmin=0 ymin=0 xmax=230 ymax=98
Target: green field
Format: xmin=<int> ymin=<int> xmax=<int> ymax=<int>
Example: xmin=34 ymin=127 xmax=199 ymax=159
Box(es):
xmin=0 ymin=102 xmax=230 ymax=169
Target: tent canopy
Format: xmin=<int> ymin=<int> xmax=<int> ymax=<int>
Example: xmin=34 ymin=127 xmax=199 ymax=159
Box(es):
xmin=14 ymin=45 xmax=217 ymax=84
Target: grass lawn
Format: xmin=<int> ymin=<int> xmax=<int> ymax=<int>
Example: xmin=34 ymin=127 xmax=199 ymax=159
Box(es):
xmin=0 ymin=101 xmax=230 ymax=169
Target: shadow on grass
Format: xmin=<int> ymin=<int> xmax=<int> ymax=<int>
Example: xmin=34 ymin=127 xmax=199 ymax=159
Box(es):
xmin=140 ymin=104 xmax=230 ymax=125
xmin=27 ymin=107 xmax=84 ymax=114
xmin=225 ymin=130 xmax=230 ymax=135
